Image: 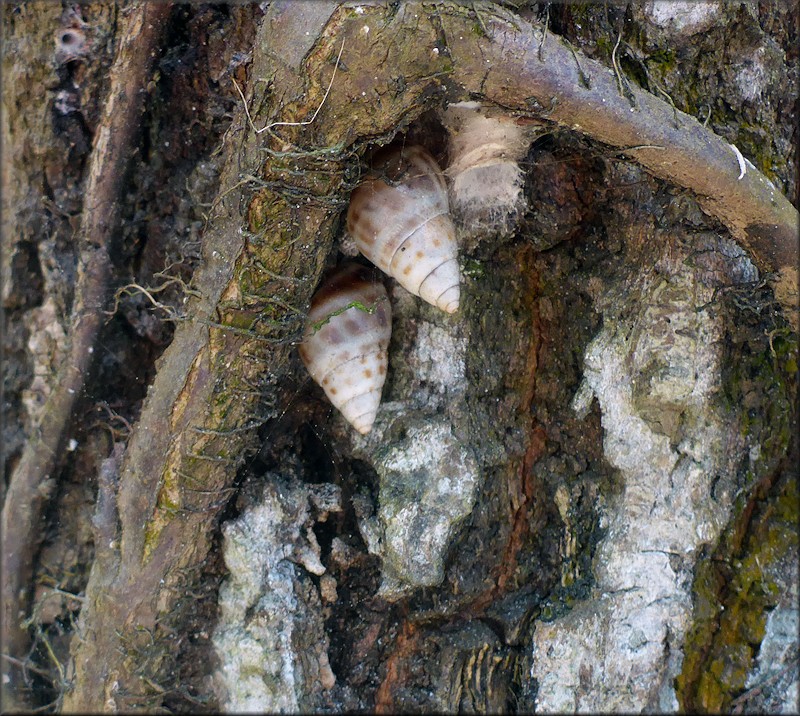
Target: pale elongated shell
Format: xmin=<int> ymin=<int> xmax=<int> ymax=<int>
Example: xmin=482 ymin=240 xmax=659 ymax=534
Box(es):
xmin=347 ymin=145 xmax=460 ymax=314
xmin=441 ymin=101 xmax=534 ymax=241
xmin=299 ymin=263 xmax=391 ymax=434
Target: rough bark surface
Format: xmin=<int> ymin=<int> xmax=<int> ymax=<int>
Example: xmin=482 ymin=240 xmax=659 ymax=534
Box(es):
xmin=2 ymin=1 xmax=797 ymax=713
xmin=1 ymin=5 xmax=171 ymax=707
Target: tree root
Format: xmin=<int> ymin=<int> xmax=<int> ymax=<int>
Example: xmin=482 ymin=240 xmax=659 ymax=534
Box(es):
xmin=436 ymin=3 xmax=798 ymax=324
xmin=0 ymin=2 xmax=171 ymax=709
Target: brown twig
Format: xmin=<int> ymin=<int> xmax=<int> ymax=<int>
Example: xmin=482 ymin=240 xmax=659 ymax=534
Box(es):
xmin=0 ymin=2 xmax=171 ymax=708
xmin=440 ymin=6 xmax=799 ymax=324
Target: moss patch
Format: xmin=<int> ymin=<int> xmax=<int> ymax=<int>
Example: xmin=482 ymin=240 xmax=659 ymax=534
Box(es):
xmin=677 ymin=472 xmax=798 ymax=712
xmin=676 ymin=294 xmax=798 ymax=712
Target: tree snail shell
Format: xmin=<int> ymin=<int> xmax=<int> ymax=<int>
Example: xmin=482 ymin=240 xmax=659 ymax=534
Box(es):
xmin=441 ymin=101 xmax=533 ymax=239
xmin=347 ymin=145 xmax=460 ymax=314
xmin=299 ymin=263 xmax=391 ymax=435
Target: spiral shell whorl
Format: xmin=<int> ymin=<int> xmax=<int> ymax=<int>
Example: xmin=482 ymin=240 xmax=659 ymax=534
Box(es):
xmin=299 ymin=263 xmax=391 ymax=434
xmin=442 ymin=101 xmax=532 ymax=240
xmin=347 ymin=145 xmax=460 ymax=314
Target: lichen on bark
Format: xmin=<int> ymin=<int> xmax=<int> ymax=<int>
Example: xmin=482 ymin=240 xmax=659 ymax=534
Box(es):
xmin=534 ymin=226 xmax=755 ymax=711
xmin=213 ymin=476 xmax=340 ymax=712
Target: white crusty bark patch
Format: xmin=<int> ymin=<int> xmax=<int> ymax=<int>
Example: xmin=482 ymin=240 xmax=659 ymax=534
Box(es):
xmin=533 ymin=243 xmax=750 ymax=712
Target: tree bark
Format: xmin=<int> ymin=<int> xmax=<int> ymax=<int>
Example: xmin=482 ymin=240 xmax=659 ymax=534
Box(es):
xmin=1 ymin=2 xmax=170 ymax=709
xmin=2 ymin=1 xmax=796 ymax=713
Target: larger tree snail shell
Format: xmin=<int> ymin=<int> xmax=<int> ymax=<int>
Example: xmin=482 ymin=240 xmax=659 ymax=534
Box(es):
xmin=347 ymin=145 xmax=460 ymax=314
xmin=299 ymin=263 xmax=391 ymax=435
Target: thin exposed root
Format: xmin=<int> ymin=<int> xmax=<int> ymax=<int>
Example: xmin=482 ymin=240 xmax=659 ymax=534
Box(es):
xmin=622 ymin=144 xmax=666 ymax=153
xmin=611 ymin=31 xmax=625 ymax=97
xmin=537 ymin=5 xmax=549 ymax=62
xmin=240 ymin=173 xmax=348 ymax=207
xmin=259 ymin=142 xmax=352 ymax=160
xmin=181 ymin=485 xmax=237 ymax=498
xmin=471 ymin=1 xmax=490 ymax=37
xmin=1 ymin=654 xmax=52 ymax=680
xmin=729 ymin=143 xmax=748 ymax=180
xmin=608 ymin=31 xmax=638 ymax=109
xmin=258 ymin=294 xmax=308 ymax=316
xmin=107 ymin=277 xmax=197 ymax=322
xmin=239 ymin=261 xmax=304 ymax=284
xmin=35 ymin=626 xmax=66 ymax=685
xmin=191 ymin=419 xmax=268 ymax=436
xmin=233 ymin=36 xmax=345 ymax=138
xmin=195 ymin=316 xmax=296 ymax=343
xmin=568 ymin=42 xmax=591 ymax=89
xmin=183 ymin=450 xmax=240 ymax=464
xmin=654 ymin=85 xmax=680 ymax=128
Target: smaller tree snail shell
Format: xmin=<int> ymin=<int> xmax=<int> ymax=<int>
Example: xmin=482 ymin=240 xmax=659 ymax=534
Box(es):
xmin=299 ymin=263 xmax=391 ymax=435
xmin=347 ymin=145 xmax=460 ymax=314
